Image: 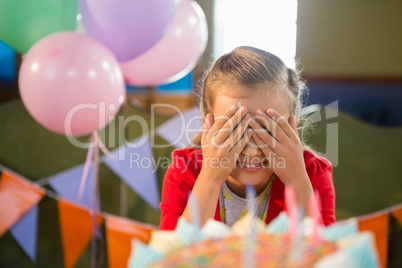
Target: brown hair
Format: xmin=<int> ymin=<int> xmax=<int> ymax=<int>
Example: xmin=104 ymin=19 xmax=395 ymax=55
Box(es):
xmin=192 ymin=46 xmax=307 ymax=147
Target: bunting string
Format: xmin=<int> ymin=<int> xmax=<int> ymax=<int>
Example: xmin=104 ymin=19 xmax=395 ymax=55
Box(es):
xmin=0 ymin=165 xmax=401 ymax=267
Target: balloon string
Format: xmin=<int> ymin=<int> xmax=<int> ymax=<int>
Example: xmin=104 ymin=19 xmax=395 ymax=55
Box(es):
xmin=77 ymin=135 xmax=95 ymax=202
xmin=93 ymin=131 xmax=116 ymax=161
xmin=91 ymin=132 xmax=102 ymax=268
xmin=77 ymin=132 xmax=107 ymax=267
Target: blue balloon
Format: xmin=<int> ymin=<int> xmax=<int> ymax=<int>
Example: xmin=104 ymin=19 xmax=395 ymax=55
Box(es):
xmin=0 ymin=40 xmax=16 ymax=84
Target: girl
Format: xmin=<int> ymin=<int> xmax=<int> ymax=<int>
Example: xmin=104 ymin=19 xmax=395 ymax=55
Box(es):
xmin=159 ymin=46 xmax=335 ymax=230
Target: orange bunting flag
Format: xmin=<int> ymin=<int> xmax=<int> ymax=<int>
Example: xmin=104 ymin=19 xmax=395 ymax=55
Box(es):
xmin=58 ymin=199 xmax=103 ymax=268
xmin=358 ymin=212 xmax=389 ymax=268
xmin=105 ymin=214 xmax=155 ymax=268
xmin=391 ymin=205 xmax=402 ymax=225
xmin=0 ymin=170 xmax=45 ymax=237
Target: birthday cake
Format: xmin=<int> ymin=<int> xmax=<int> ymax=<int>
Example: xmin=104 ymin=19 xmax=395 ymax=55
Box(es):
xmin=128 ymin=212 xmax=380 ymax=268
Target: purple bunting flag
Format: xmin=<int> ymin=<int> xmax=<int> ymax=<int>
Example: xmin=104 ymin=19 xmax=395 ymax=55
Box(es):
xmin=156 ymin=106 xmax=202 ymax=148
xmin=48 ymin=163 xmax=98 ymax=211
xmin=10 ymin=205 xmax=39 ymax=261
xmin=102 ymin=135 xmax=160 ymax=210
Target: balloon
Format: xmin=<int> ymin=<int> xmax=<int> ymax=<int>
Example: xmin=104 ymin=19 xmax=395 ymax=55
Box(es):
xmin=79 ymin=0 xmax=180 ymax=62
xmin=0 ymin=0 xmax=77 ymax=54
xmin=121 ymin=0 xmax=208 ymax=87
xmin=19 ymin=32 xmax=126 ymax=137
xmin=0 ymin=41 xmax=16 ymax=83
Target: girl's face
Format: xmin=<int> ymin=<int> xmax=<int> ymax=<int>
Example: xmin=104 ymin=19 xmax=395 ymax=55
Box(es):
xmin=212 ymin=84 xmax=292 ymax=197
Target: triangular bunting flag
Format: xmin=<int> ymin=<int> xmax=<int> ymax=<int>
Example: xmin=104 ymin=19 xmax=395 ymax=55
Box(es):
xmin=103 ymin=136 xmax=160 ymax=210
xmin=105 ymin=214 xmax=155 ymax=268
xmin=48 ymin=163 xmax=98 ymax=211
xmin=58 ymin=199 xmax=103 ymax=268
xmin=10 ymin=205 xmax=39 ymax=261
xmin=156 ymin=106 xmax=202 ymax=148
xmin=358 ymin=212 xmax=389 ymax=268
xmin=391 ymin=205 xmax=402 ymax=224
xmin=0 ymin=170 xmax=45 ymax=238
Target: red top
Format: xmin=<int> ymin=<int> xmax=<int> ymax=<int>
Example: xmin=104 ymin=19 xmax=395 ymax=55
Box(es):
xmin=160 ymin=148 xmax=335 ymax=230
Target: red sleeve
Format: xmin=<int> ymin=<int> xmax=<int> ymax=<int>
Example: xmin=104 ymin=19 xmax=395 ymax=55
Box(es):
xmin=304 ymin=151 xmax=336 ymax=226
xmin=159 ymin=149 xmax=199 ymax=230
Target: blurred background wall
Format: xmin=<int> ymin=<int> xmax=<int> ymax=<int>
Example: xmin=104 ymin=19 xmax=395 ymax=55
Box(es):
xmin=297 ymin=0 xmax=402 ymax=77
xmin=295 ymin=0 xmax=402 ymax=127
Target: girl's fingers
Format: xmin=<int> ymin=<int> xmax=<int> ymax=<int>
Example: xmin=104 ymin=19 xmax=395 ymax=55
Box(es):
xmin=250 ymin=115 xmax=280 ymax=150
xmin=207 ymin=113 xmax=215 ymax=127
xmin=226 ymin=113 xmax=252 ymax=148
xmin=201 ymin=113 xmax=213 ymax=143
xmin=201 ymin=116 xmax=207 ymax=143
xmin=251 ymin=132 xmax=277 ymax=160
xmin=213 ymin=106 xmax=247 ymax=145
xmin=254 ymin=109 xmax=286 ymax=143
xmin=288 ymin=115 xmax=299 ymax=135
xmin=267 ymin=109 xmax=297 ymax=140
xmin=230 ymin=128 xmax=253 ymax=155
xmin=205 ymin=106 xmax=238 ymax=141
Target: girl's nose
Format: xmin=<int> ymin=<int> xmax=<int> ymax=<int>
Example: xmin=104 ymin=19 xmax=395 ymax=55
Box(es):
xmin=241 ymin=138 xmax=262 ymax=158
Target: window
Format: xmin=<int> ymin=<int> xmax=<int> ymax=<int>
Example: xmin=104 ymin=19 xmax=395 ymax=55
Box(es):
xmin=214 ymin=0 xmax=298 ymax=68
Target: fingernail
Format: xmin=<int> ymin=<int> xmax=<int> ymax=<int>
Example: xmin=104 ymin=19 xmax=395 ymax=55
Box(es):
xmin=230 ymin=105 xmax=237 ymax=112
xmin=240 ymin=106 xmax=247 ymax=114
xmin=251 ymin=118 xmax=258 ymax=126
xmin=267 ymin=109 xmax=274 ymax=116
xmin=256 ymin=109 xmax=263 ymax=116
xmin=289 ymin=115 xmax=294 ymax=122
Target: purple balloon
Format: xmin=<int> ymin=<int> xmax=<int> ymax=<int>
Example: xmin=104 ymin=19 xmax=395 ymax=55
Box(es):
xmin=121 ymin=0 xmax=208 ymax=86
xmin=79 ymin=0 xmax=180 ymax=62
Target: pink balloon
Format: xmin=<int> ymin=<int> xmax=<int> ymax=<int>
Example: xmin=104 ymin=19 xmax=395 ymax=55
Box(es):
xmin=19 ymin=32 xmax=126 ymax=136
xmin=121 ymin=0 xmax=208 ymax=87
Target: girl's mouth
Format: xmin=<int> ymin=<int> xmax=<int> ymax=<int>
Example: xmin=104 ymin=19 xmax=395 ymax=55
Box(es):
xmin=236 ymin=160 xmax=266 ymax=173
